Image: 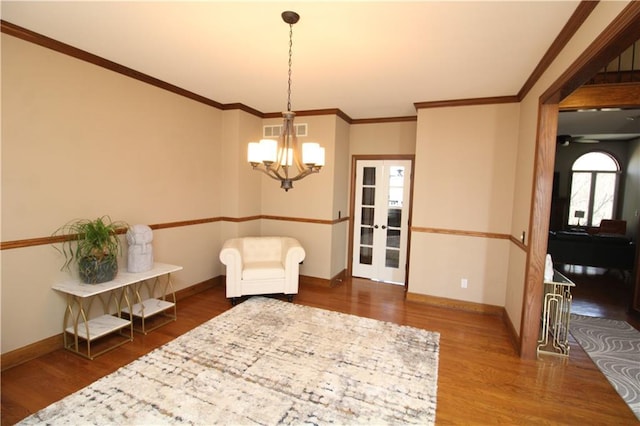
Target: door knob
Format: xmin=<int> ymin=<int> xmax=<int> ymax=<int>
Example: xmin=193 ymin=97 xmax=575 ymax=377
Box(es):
xmin=374 ymin=225 xmax=379 ymax=229
xmin=381 ymin=225 xmax=387 ymax=229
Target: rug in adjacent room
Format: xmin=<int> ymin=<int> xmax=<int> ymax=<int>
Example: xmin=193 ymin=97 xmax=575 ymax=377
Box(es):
xmin=570 ymin=313 xmax=640 ymax=420
xmin=19 ymin=297 xmax=440 ymax=425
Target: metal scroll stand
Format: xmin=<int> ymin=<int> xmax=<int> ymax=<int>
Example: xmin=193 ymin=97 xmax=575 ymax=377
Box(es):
xmin=537 ymin=269 xmax=575 ymax=357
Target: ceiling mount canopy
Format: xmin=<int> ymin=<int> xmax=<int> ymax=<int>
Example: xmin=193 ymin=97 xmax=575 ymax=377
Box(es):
xmin=281 ymin=10 xmax=300 ymax=25
xmin=247 ymin=10 xmax=324 ymax=192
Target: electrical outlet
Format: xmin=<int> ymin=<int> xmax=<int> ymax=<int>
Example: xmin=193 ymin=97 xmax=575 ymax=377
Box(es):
xmin=461 ymin=278 xmax=468 ymax=289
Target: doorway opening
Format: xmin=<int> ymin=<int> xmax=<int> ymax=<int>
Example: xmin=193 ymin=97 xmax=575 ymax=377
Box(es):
xmin=553 ymin=108 xmax=638 ymax=327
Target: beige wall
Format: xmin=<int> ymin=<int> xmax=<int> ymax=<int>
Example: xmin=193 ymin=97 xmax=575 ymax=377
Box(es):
xmin=409 ymin=103 xmax=520 ymax=305
xmin=260 ymin=220 xmax=332 ymax=279
xmin=218 ymin=109 xmax=263 ymax=245
xmin=349 ymin=121 xmax=417 ymax=156
xmin=220 ymin=109 xmax=263 ymax=219
xmin=331 ymin=118 xmax=351 ymax=278
xmin=413 ymin=104 xmax=519 ymax=233
xmin=1 ymin=36 xmax=224 ymax=238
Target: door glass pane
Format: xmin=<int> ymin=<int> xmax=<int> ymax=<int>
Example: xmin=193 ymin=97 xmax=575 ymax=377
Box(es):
xmin=592 ymin=173 xmax=615 ymax=226
xmin=362 ymin=187 xmax=375 ymax=206
xmin=385 ymin=249 xmax=399 ymax=268
xmin=361 ymin=207 xmax=374 ymax=226
xmin=360 ymin=247 xmax=373 ymax=265
xmin=360 ymin=227 xmax=373 ymax=245
xmin=388 ymin=167 xmax=405 ymax=207
xmin=388 ymin=188 xmax=403 ymax=207
xmin=387 ymin=209 xmax=401 ymax=228
xmin=363 ymin=167 xmax=376 ymax=185
xmin=569 ymin=172 xmax=591 ymax=226
xmin=386 ymin=229 xmax=400 ymax=248
xmin=388 ymin=167 xmax=404 ymax=187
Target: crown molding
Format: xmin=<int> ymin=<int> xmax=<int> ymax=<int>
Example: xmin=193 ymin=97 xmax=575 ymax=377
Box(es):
xmin=414 ymin=96 xmax=519 ymax=110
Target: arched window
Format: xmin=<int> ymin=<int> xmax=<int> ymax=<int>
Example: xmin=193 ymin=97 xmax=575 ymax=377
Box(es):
xmin=568 ymin=151 xmax=620 ymax=227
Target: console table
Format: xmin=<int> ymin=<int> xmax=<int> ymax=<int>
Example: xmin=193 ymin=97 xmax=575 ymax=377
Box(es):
xmin=52 ymin=262 xmax=182 ymax=359
xmin=537 ymin=269 xmax=575 ymax=357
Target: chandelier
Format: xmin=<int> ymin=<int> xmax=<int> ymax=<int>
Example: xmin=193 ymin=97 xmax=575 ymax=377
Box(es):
xmin=247 ymin=11 xmax=325 ymax=191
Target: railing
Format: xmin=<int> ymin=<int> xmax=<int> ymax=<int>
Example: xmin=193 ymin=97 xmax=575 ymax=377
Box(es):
xmin=586 ymin=40 xmax=639 ymax=84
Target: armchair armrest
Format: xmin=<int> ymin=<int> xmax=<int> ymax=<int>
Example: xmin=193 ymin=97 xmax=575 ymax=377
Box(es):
xmin=281 ymin=237 xmax=306 ymax=266
xmin=219 ymin=238 xmax=243 ymax=289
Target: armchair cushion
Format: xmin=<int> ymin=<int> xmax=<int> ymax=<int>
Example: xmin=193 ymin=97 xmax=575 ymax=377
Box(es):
xmin=243 ymin=261 xmax=285 ymax=280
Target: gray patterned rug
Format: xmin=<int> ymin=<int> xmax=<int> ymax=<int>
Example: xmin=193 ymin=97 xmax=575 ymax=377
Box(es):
xmin=19 ymin=297 xmax=440 ymax=425
xmin=570 ymin=314 xmax=640 ymax=420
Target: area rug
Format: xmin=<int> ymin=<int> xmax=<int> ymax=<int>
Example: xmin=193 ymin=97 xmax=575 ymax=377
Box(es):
xmin=570 ymin=313 xmax=640 ymax=420
xmin=19 ymin=297 xmax=440 ymax=425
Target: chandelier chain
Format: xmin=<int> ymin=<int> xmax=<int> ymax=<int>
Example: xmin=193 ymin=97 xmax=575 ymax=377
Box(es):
xmin=287 ymin=23 xmax=293 ymax=112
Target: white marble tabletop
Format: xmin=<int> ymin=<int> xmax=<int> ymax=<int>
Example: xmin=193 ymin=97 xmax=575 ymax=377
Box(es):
xmin=52 ymin=262 xmax=183 ymax=298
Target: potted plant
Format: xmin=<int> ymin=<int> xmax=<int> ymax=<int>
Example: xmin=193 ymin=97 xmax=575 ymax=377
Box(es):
xmin=53 ymin=216 xmax=129 ymax=284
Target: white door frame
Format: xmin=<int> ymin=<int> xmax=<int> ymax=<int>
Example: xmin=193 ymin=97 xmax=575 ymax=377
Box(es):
xmin=348 ymin=155 xmax=415 ymax=287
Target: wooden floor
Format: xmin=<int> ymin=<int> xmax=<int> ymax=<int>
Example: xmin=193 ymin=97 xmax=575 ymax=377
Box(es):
xmin=2 ymin=276 xmax=639 ymax=425
xmin=559 ymin=264 xmax=640 ymax=329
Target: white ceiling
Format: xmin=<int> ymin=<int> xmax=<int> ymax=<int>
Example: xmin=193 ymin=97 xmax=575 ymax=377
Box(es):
xmin=2 ymin=1 xmax=581 ymax=119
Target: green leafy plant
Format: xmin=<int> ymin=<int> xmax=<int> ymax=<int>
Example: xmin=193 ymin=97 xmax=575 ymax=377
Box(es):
xmin=53 ymin=216 xmax=129 ymax=283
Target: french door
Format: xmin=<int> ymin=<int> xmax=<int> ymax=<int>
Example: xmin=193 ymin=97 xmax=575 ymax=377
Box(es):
xmin=352 ymin=160 xmax=411 ymax=284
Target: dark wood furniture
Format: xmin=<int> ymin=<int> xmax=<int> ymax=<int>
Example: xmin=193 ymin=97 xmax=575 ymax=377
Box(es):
xmin=548 ymin=230 xmax=636 ymax=270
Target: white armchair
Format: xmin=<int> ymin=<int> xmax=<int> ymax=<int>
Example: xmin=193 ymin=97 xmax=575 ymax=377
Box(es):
xmin=219 ymin=237 xmax=306 ymax=304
